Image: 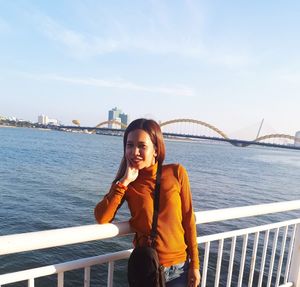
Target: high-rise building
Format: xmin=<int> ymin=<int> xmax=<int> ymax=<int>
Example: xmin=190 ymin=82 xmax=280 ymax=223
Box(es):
xmin=119 ymin=113 xmax=128 ymax=127
xmin=108 ymin=108 xmax=119 ymax=121
xmin=108 ymin=107 xmax=128 ymax=129
xmin=295 ymin=131 xmax=300 ymax=147
xmin=38 ymin=114 xmax=49 ymax=125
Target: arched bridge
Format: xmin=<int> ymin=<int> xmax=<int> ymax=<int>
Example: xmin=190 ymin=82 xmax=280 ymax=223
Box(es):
xmin=95 ymin=120 xmax=127 ymax=129
xmin=160 ymin=118 xmax=229 ymax=139
xmin=229 ymin=134 xmax=297 ymax=147
xmin=255 ymin=134 xmax=296 ymax=142
xmin=90 ymin=118 xmax=298 ymax=150
xmin=159 ymin=119 xmax=297 ymax=149
xmin=96 ymin=118 xmax=229 ymax=139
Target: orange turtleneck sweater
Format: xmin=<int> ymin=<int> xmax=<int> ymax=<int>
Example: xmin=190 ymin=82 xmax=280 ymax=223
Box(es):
xmin=94 ymin=163 xmax=199 ymax=269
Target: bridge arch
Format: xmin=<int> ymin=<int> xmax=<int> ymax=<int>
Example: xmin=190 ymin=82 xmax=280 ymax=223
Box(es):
xmin=255 ymin=134 xmax=296 ymax=142
xmin=160 ymin=118 xmax=229 ymax=139
xmin=95 ymin=120 xmax=127 ymax=129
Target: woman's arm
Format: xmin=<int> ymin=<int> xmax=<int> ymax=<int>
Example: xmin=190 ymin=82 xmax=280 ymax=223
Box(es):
xmin=178 ymin=164 xmax=201 ymax=286
xmin=94 ymin=183 xmax=127 ymax=223
xmin=94 ymin=161 xmax=139 ymax=223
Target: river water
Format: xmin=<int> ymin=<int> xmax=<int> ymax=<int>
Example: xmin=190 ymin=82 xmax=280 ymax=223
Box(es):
xmin=0 ymin=127 xmax=300 ymax=286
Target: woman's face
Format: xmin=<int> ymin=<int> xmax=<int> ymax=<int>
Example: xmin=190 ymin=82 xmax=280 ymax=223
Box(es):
xmin=125 ymin=129 xmax=157 ymax=170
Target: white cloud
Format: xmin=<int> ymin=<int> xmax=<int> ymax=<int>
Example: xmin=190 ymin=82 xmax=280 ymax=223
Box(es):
xmin=34 ymin=12 xmax=203 ymax=58
xmin=35 ymin=15 xmax=120 ymax=58
xmin=22 ymin=72 xmax=195 ymax=97
xmin=30 ymin=6 xmax=253 ymax=68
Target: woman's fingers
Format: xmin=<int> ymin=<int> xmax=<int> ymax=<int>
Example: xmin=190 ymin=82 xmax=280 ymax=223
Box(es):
xmin=188 ymin=269 xmax=201 ymax=287
xmin=124 ymin=158 xmax=139 ymax=182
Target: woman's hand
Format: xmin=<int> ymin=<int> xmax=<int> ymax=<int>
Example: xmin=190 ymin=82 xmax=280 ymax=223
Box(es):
xmin=188 ymin=268 xmax=201 ymax=287
xmin=119 ymin=159 xmax=139 ymax=186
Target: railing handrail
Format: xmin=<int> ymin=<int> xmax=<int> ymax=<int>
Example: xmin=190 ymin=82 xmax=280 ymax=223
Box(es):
xmin=0 ymin=221 xmax=132 ymax=256
xmin=198 ymin=217 xmax=300 ymax=243
xmin=195 ymin=199 xmax=300 ymax=224
xmin=0 ymin=249 xmax=133 ymax=285
xmin=1 ymin=199 xmax=300 ymax=256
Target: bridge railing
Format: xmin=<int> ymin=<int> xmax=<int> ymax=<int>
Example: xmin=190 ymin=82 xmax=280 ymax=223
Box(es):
xmin=1 ymin=200 xmax=300 ymax=287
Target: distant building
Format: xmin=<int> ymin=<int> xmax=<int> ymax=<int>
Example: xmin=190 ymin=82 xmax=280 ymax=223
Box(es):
xmin=108 ymin=107 xmax=120 ymax=123
xmin=38 ymin=114 xmax=48 ymax=125
xmin=108 ymin=107 xmax=128 ymax=129
xmin=295 ymin=131 xmax=300 ymax=147
xmin=119 ymin=113 xmax=128 ymax=127
xmin=38 ymin=115 xmax=60 ymax=126
xmin=48 ymin=118 xmax=60 ymax=126
xmin=8 ymin=116 xmax=17 ymax=122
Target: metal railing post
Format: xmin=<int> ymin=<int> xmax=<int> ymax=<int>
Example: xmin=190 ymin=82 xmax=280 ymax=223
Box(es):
xmin=288 ymin=224 xmax=300 ymax=286
xmin=107 ymin=261 xmax=114 ymax=287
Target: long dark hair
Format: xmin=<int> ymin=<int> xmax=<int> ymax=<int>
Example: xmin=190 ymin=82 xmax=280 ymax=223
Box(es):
xmin=114 ymin=118 xmax=166 ymax=182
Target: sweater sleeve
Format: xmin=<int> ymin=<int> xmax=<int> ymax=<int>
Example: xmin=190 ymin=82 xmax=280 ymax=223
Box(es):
xmin=178 ymin=165 xmax=200 ymax=270
xmin=94 ymin=183 xmax=126 ymax=224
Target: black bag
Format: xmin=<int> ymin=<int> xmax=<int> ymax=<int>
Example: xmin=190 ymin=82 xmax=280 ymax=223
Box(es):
xmin=127 ymin=163 xmax=166 ymax=287
xmin=127 ymin=246 xmax=165 ymax=287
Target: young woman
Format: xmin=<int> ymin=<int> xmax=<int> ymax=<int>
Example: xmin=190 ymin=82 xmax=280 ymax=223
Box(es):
xmin=94 ymin=118 xmax=200 ymax=287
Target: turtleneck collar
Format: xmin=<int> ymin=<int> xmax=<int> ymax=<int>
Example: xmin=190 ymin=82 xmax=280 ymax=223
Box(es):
xmin=139 ymin=161 xmax=158 ymax=178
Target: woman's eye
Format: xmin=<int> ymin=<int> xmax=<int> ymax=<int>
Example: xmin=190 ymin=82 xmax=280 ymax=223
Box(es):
xmin=126 ymin=143 xmax=133 ymax=147
xmin=139 ymin=145 xmax=147 ymax=149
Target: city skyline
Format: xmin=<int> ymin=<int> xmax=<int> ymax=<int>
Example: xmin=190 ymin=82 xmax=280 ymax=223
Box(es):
xmin=1 ymin=1 xmax=300 ymax=139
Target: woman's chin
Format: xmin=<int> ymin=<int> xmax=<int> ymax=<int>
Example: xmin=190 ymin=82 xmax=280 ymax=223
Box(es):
xmin=135 ymin=163 xmax=149 ymax=170
xmin=132 ymin=163 xmax=142 ymax=170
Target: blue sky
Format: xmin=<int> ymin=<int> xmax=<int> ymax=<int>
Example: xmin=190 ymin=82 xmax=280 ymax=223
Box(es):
xmin=0 ymin=0 xmax=299 ymax=139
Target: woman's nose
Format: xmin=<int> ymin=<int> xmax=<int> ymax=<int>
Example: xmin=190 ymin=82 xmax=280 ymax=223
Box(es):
xmin=133 ymin=147 xmax=140 ymax=156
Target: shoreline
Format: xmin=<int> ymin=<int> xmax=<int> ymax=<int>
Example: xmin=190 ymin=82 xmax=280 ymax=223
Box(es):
xmin=0 ymin=125 xmax=51 ymax=131
xmin=0 ymin=125 xmax=17 ymax=128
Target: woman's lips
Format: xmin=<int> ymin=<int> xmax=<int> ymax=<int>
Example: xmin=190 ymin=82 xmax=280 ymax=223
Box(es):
xmin=131 ymin=158 xmax=142 ymax=163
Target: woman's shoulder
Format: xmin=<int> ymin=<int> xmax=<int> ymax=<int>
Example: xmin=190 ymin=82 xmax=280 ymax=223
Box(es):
xmin=162 ymin=163 xmax=187 ymax=175
xmin=162 ymin=162 xmax=179 ymax=169
xmin=161 ymin=164 xmax=189 ymax=184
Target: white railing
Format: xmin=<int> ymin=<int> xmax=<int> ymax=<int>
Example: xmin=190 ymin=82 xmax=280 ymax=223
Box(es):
xmin=1 ymin=200 xmax=300 ymax=287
